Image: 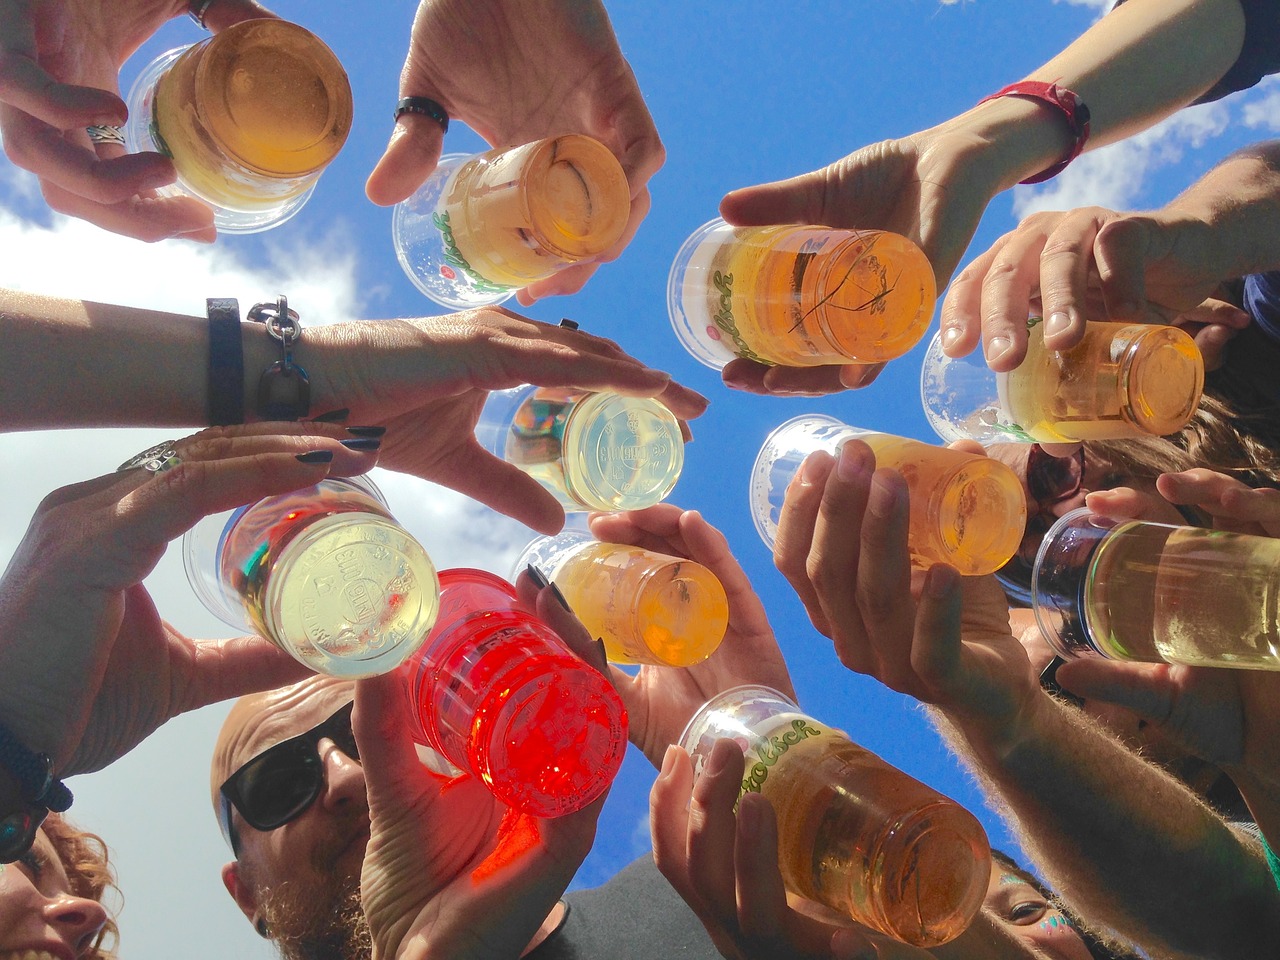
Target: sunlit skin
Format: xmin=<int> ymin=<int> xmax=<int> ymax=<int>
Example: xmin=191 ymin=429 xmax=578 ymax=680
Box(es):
xmin=0 ymin=828 xmax=108 ymax=960
xmin=985 ymin=865 xmax=1093 ymax=960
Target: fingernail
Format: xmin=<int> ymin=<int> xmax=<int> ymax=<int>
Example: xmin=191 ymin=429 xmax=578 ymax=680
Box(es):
xmin=525 ymin=564 xmax=550 ymax=590
xmin=797 ymin=450 xmax=830 ymax=485
xmin=1046 ymin=311 xmax=1072 ymax=338
xmin=941 ymin=325 xmax=963 ymax=352
xmin=340 ymin=437 xmax=381 ymax=451
xmin=311 ymin=408 xmax=350 ymax=423
xmin=836 ymin=441 xmax=869 ymax=482
xmin=866 ymin=474 xmax=902 ymax=519
xmin=736 ymin=792 xmax=759 ymax=839
xmin=984 ymin=336 xmax=1013 ymax=364
xmin=558 ymin=317 xmax=580 ymax=330
xmin=659 ymin=744 xmax=680 ymax=780
xmin=596 ymin=637 xmax=609 ymax=665
xmin=549 ymin=581 xmax=572 ymax=612
xmin=346 ymin=425 xmax=387 ymax=438
xmin=926 ymin=564 xmax=958 ymax=599
xmin=723 ymin=374 xmax=750 ymax=390
xmin=706 ymin=742 xmax=732 ymax=776
xmin=296 ymin=450 xmax=334 ymax=464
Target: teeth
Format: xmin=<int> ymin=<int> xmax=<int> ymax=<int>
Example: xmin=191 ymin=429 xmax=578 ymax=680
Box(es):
xmin=0 ymin=952 xmax=63 ymax=960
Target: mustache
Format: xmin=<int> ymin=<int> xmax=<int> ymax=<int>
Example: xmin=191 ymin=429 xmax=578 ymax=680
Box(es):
xmin=309 ymin=811 xmax=371 ymax=874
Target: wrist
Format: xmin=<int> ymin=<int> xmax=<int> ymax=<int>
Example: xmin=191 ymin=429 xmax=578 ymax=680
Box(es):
xmin=936 ymin=681 xmax=1054 ymax=766
xmin=923 ymin=96 xmax=1075 ymax=195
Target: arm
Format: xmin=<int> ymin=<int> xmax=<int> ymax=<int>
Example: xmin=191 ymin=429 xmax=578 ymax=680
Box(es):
xmin=722 ymin=0 xmax=1247 ymax=396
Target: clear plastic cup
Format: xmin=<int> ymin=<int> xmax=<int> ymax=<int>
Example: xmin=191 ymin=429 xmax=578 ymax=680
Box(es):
xmin=749 ymin=414 xmax=1025 ymax=575
xmin=515 ymin=530 xmax=728 ymax=666
xmin=475 ymin=385 xmax=684 ymax=512
xmin=680 ymin=685 xmax=991 ymax=947
xmin=392 ymin=135 xmax=629 ymax=309
xmin=400 ymin=568 xmax=628 ymax=817
xmin=123 ymin=20 xmax=351 ymax=234
xmin=183 ymin=475 xmax=439 ymax=677
xmin=668 ymin=219 xmax=935 ymax=369
xmin=921 ymin=320 xmax=1204 ymax=445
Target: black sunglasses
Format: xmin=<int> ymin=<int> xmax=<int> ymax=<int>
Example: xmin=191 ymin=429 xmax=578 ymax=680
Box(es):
xmin=218 ymin=701 xmax=358 ymax=857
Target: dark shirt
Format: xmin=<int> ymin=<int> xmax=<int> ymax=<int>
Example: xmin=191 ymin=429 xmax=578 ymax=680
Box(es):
xmin=526 ymin=857 xmax=720 ymax=959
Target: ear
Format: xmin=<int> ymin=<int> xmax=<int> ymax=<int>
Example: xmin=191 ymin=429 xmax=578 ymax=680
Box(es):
xmin=222 ymin=860 xmax=260 ymax=928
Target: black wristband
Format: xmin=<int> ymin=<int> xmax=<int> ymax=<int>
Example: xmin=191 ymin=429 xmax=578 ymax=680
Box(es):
xmin=207 ymin=298 xmax=245 ymax=426
xmin=0 ymin=719 xmax=71 ymax=813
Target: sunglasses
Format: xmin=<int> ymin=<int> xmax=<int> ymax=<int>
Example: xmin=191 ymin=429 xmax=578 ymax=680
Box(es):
xmin=218 ymin=701 xmax=359 ymax=857
xmin=1016 ymin=445 xmax=1086 ymax=566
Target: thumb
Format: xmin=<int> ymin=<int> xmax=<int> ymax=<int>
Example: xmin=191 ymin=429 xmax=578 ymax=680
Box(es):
xmin=1054 ymin=658 xmax=1176 ymax=723
xmin=203 ymin=0 xmax=281 ymax=32
xmin=720 ymin=168 xmax=830 ymax=227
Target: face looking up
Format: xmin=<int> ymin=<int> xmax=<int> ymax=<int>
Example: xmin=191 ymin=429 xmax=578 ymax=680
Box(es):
xmin=0 ymin=826 xmax=108 ymax=960
xmin=985 ymin=862 xmax=1094 ymax=960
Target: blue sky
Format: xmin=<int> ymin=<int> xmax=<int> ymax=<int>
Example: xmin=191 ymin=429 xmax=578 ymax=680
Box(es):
xmin=2 ymin=1 xmax=1278 ymax=956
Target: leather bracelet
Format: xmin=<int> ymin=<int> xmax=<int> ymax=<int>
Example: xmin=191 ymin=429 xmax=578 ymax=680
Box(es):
xmin=0 ymin=719 xmax=70 ymax=813
xmin=977 ymin=80 xmax=1091 ymax=185
xmin=207 ymin=298 xmax=245 ymax=426
xmin=248 ymin=295 xmax=311 ymax=421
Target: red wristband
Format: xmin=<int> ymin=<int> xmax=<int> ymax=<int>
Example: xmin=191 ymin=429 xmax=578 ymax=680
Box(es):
xmin=976 ymin=80 xmax=1091 ymax=184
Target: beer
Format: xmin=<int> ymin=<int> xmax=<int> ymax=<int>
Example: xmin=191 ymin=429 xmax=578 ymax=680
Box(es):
xmin=477 ymin=386 xmax=684 ymax=512
xmin=669 ymin=220 xmax=935 ymax=369
xmin=682 ymin=686 xmax=991 ymax=947
xmin=129 ymin=20 xmax=351 ymax=230
xmin=187 ymin=477 xmax=439 ymax=677
xmin=517 ymin=531 xmax=729 ymax=666
xmin=751 ymin=415 xmax=1025 ymax=575
xmin=1037 ymin=511 xmax=1280 ymax=669
xmin=1000 ymin=319 xmax=1203 ymax=443
xmin=402 ymin=569 xmax=628 ymax=816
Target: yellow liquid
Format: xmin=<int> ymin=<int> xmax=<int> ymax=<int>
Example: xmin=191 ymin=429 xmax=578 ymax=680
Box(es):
xmin=1086 ymin=522 xmax=1280 ymax=669
xmin=442 ymin=135 xmax=629 ymax=287
xmin=152 ymin=20 xmax=351 ymax=210
xmin=686 ymin=225 xmax=935 ymax=365
xmin=505 ymin=389 xmax=684 ymax=511
xmin=743 ymin=719 xmax=989 ymax=947
xmin=1002 ymin=321 xmax=1203 ymax=443
xmin=860 ymin=434 xmax=1025 ymax=576
xmin=553 ymin=542 xmax=729 ymax=666
xmin=235 ymin=505 xmax=438 ymax=677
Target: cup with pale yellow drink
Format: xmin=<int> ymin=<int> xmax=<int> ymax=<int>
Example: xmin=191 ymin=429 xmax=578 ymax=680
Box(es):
xmin=124 ymin=20 xmax=352 ymax=234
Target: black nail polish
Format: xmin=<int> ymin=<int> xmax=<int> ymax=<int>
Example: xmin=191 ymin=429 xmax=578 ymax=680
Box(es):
xmin=596 ymin=637 xmax=608 ymax=664
xmin=310 ymin=407 xmax=350 ymax=423
xmin=549 ymin=581 xmax=572 ymax=612
xmin=525 ymin=564 xmax=550 ymax=590
xmin=346 ymin=425 xmax=387 ymax=438
xmin=558 ymin=317 xmax=580 ymax=330
xmin=296 ymin=450 xmax=334 ymax=464
xmin=340 ymin=437 xmax=382 ymax=451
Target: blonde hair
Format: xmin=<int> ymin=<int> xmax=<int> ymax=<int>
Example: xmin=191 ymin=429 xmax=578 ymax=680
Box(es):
xmin=41 ymin=813 xmax=121 ymax=959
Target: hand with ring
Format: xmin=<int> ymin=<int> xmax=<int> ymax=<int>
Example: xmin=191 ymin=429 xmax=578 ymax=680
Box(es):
xmin=0 ymin=422 xmax=378 ymax=778
xmin=0 ymin=0 xmax=277 ymax=243
xmin=365 ymin=0 xmax=663 ymax=305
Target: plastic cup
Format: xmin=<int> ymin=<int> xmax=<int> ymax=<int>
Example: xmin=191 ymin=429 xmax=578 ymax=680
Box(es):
xmin=123 ymin=20 xmax=351 ymax=234
xmin=400 ymin=568 xmax=627 ymax=817
xmin=475 ymin=385 xmax=684 ymax=512
xmin=183 ymin=475 xmax=439 ymax=677
xmin=749 ymin=414 xmax=1025 ymax=575
xmin=680 ymin=685 xmax=991 ymax=947
xmin=392 ymin=135 xmax=629 ymax=309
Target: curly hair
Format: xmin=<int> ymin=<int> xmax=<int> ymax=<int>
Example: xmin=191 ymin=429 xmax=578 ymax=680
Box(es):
xmin=41 ymin=812 xmax=121 ymax=959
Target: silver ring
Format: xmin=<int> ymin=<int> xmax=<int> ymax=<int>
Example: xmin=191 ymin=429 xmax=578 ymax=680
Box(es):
xmin=86 ymin=125 xmax=125 ymax=146
xmin=118 ymin=441 xmax=182 ymax=474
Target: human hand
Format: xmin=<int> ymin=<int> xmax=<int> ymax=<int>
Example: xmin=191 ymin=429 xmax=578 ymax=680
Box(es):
xmin=0 ymin=422 xmax=378 ymax=776
xmin=718 ymin=125 xmax=1003 ymax=397
xmin=354 ymin=578 xmax=609 ymax=960
xmin=1086 ymin=468 xmax=1280 ymax=538
xmin=365 ymin=0 xmax=661 ymax=304
xmin=0 ymin=0 xmax=277 ymax=242
xmin=938 ymin=206 xmax=1239 ymax=372
xmin=586 ymin=504 xmax=794 ymax=770
xmin=310 ymin=307 xmax=707 ymax=535
xmin=771 ymin=441 xmax=1040 ymax=747
xmin=651 ymin=741 xmax=936 ymax=960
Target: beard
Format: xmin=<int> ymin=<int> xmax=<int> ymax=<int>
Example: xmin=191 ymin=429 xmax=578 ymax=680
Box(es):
xmin=259 ymin=875 xmax=372 ymax=960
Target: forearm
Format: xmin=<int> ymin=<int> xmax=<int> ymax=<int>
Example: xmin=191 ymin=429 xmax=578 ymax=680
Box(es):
xmin=930 ymin=909 xmax=1042 ymax=960
xmin=931 ymin=694 xmax=1280 ymax=960
xmin=926 ymin=0 xmax=1245 ymax=193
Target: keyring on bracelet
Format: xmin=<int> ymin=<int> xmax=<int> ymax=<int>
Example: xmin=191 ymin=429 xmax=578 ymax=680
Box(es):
xmin=394 ymin=96 xmax=449 ymax=134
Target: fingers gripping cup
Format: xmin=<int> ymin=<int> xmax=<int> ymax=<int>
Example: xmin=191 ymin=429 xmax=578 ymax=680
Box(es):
xmin=1034 ymin=507 xmax=1280 ymax=670
xmin=750 ymin=414 xmax=1026 ymax=576
xmin=393 ymin=135 xmax=630 ymax=308
xmin=515 ymin=530 xmax=729 ymax=667
xmin=668 ymin=219 xmax=936 ymax=369
xmin=183 ymin=476 xmax=440 ymax=677
xmin=400 ymin=569 xmax=628 ymax=816
xmin=124 ymin=20 xmax=352 ymax=233
xmin=921 ymin=319 xmax=1204 ymax=445
xmin=476 ymin=386 xmax=685 ymax=512
xmin=680 ymin=686 xmax=991 ymax=947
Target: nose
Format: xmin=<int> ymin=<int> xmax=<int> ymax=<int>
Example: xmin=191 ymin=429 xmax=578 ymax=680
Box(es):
xmin=45 ymin=894 xmax=108 ymax=954
xmin=317 ymin=737 xmax=368 ymax=815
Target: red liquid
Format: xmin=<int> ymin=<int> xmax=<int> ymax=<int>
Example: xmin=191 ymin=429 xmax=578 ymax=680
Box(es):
xmin=403 ymin=569 xmax=627 ymax=817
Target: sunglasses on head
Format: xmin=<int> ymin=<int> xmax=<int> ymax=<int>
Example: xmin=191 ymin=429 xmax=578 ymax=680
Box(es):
xmin=218 ymin=700 xmax=358 ymax=857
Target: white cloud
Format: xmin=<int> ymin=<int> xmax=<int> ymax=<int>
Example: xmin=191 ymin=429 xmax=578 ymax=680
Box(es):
xmin=1242 ymin=77 xmax=1280 ymax=132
